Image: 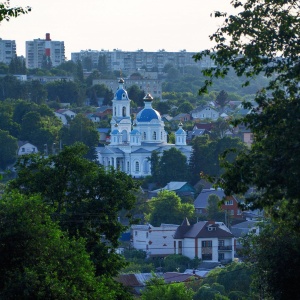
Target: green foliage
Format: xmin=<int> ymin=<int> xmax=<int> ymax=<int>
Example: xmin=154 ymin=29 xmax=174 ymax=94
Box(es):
xmin=8 ymin=143 xmax=139 ymax=280
xmin=127 ymin=84 xmax=145 ymax=107
xmin=141 ymin=274 xmax=194 ymax=300
xmin=0 ymin=129 xmax=18 ymax=170
xmin=163 ymin=254 xmax=195 ymax=273
xmin=200 ymin=263 xmax=254 ymax=299
xmin=189 ymin=135 xmax=246 ymax=185
xmin=59 ymin=113 xmax=99 ymax=159
xmin=149 ymin=147 xmax=189 ymax=186
xmin=0 ymin=191 xmax=116 ymax=299
xmin=0 ymin=1 xmax=30 ymax=22
xmin=206 ymin=194 xmax=226 ymax=222
xmin=241 ymin=222 xmax=300 ymax=300
xmin=146 ymin=190 xmax=195 ymax=226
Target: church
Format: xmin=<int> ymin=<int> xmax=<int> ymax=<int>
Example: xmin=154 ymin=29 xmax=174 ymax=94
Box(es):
xmin=96 ymin=78 xmax=192 ymax=178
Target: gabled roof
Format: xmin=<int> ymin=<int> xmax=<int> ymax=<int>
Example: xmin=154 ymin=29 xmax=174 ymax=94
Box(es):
xmin=131 ymin=148 xmax=151 ymax=153
xmin=174 ymin=220 xmax=234 ymax=239
xmin=193 ymin=123 xmax=214 ymax=131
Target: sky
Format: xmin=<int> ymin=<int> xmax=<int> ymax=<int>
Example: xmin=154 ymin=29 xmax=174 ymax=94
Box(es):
xmin=1 ymin=0 xmax=235 ymax=60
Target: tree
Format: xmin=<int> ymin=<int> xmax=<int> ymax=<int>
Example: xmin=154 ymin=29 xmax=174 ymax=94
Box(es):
xmin=8 ymin=143 xmax=138 ymax=281
xmin=0 ymin=1 xmax=30 ymax=22
xmin=194 ymin=0 xmax=300 ymax=297
xmin=158 ymin=147 xmax=189 ymax=186
xmin=0 ymin=129 xmax=18 ymax=170
xmin=60 ymin=113 xmax=99 ymax=159
xmin=146 ymin=190 xmax=195 ymax=226
xmin=98 ymin=54 xmax=109 ymax=75
xmin=177 ymin=101 xmax=194 ymax=114
xmin=141 ymin=274 xmax=194 ymax=300
xmin=127 ymin=84 xmax=145 ymax=107
xmin=215 ymin=90 xmax=229 ymax=112
xmin=194 ymin=0 xmax=300 ymax=227
xmin=241 ymin=222 xmax=300 ymax=300
xmin=206 ymin=194 xmax=225 ymax=222
xmin=0 ymin=191 xmax=117 ymax=299
xmin=189 ymin=136 xmax=246 ymax=185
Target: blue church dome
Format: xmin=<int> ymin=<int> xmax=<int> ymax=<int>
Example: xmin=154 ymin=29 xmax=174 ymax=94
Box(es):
xmin=114 ymin=78 xmax=129 ymax=101
xmin=114 ymin=88 xmax=129 ymax=101
xmin=136 ymin=108 xmax=161 ymax=122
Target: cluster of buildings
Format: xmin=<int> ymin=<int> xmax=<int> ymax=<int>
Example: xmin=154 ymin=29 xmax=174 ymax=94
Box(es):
xmin=0 ymin=33 xmax=214 ymax=73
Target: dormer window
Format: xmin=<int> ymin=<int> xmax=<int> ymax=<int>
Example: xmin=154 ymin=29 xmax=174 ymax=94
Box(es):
xmin=208 ymin=226 xmax=217 ymax=231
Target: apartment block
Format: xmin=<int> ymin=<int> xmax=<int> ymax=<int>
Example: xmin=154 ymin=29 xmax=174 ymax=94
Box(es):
xmin=0 ymin=39 xmax=16 ymax=64
xmin=71 ymin=49 xmax=214 ymax=73
xmin=26 ymin=33 xmax=65 ymax=69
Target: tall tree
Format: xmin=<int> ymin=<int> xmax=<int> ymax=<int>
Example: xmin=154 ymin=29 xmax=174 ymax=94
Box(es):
xmin=0 ymin=129 xmax=18 ymax=170
xmin=60 ymin=114 xmax=99 ymax=159
xmin=194 ymin=0 xmax=300 ymax=227
xmin=146 ymin=190 xmax=195 ymax=226
xmin=8 ymin=143 xmax=138 ymax=284
xmin=158 ymin=147 xmax=189 ymax=186
xmin=0 ymin=191 xmax=117 ymax=299
xmin=215 ymin=90 xmax=229 ymax=112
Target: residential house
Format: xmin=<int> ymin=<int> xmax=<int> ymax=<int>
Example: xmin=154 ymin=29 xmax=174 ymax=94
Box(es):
xmin=191 ymin=106 xmax=220 ymax=121
xmin=97 ymin=128 xmax=110 ymax=143
xmin=54 ymin=112 xmax=68 ymax=125
xmin=131 ymin=223 xmax=179 ymax=257
xmin=85 ymin=113 xmax=100 ymax=123
xmin=173 ymin=218 xmax=234 ymax=263
xmin=172 ymin=113 xmax=191 ymax=122
xmin=193 ymin=123 xmax=214 ymax=131
xmin=95 ymin=105 xmax=113 ymax=119
xmin=18 ymin=141 xmax=38 ymax=155
xmin=231 ymin=220 xmax=260 ymax=250
xmin=194 ymin=188 xmax=243 ymax=219
xmin=186 ymin=129 xmax=210 ymax=144
xmin=149 ymin=182 xmax=196 ymax=199
xmin=56 ymin=109 xmax=76 ymax=120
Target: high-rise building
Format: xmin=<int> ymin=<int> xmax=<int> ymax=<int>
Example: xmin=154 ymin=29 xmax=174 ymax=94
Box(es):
xmin=71 ymin=49 xmax=214 ymax=73
xmin=0 ymin=38 xmax=16 ymax=64
xmin=26 ymin=33 xmax=65 ymax=69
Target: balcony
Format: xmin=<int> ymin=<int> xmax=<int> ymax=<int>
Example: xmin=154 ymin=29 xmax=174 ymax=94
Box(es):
xmin=218 ymin=245 xmax=232 ymax=251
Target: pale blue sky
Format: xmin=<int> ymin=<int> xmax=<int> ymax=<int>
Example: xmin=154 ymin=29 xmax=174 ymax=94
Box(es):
xmin=2 ymin=0 xmax=235 ymax=59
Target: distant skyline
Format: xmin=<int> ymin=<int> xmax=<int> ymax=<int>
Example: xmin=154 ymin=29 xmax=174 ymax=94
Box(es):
xmin=1 ymin=0 xmax=235 ymax=60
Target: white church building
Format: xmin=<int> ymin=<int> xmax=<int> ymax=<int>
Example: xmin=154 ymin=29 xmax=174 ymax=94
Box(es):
xmin=96 ymin=78 xmax=192 ymax=178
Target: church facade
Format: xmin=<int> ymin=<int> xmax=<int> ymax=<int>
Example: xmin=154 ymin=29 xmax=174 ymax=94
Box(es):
xmin=96 ymin=78 xmax=192 ymax=178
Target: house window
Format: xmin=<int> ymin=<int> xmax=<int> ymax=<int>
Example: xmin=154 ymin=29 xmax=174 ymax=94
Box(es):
xmin=135 ymin=161 xmax=140 ymax=172
xmin=135 ymin=231 xmax=137 ymax=236
xmin=202 ymin=241 xmax=212 ymax=247
xmin=219 ymin=240 xmax=225 ymax=247
xmin=22 ymin=147 xmax=25 ymax=152
xmin=225 ymin=200 xmax=233 ymax=205
xmin=178 ymin=241 xmax=182 ymax=255
xmin=152 ymin=131 xmax=157 ymax=140
xmin=202 ymin=254 xmax=212 ymax=260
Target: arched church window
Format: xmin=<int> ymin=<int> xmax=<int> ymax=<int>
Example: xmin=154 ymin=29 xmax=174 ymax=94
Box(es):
xmin=135 ymin=161 xmax=140 ymax=172
xmin=143 ymin=132 xmax=146 ymax=140
xmin=127 ymin=161 xmax=130 ymax=172
xmin=152 ymin=131 xmax=157 ymax=140
xmin=114 ymin=107 xmax=116 ymax=116
xmin=122 ymin=106 xmax=126 ymax=117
